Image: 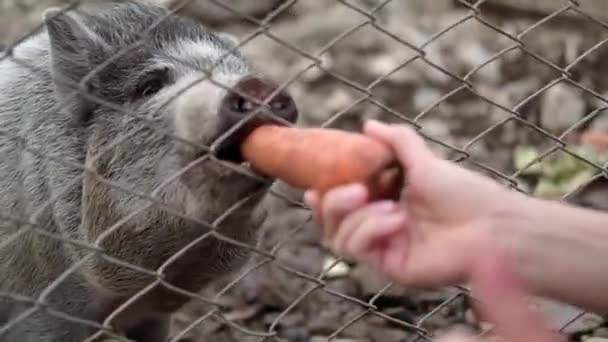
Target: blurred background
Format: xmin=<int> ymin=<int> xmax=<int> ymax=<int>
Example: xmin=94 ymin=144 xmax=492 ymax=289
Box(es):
xmin=2 ymin=0 xmax=608 ymax=341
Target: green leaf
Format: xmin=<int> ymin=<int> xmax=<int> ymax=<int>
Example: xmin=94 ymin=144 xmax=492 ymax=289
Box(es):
xmin=534 ymin=178 xmax=563 ymax=198
xmin=561 ymin=168 xmax=595 ymax=195
xmin=513 ymin=146 xmax=542 ymax=175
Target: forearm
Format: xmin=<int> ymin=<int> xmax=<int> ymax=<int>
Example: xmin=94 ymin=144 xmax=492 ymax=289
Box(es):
xmin=499 ymin=195 xmax=608 ymax=315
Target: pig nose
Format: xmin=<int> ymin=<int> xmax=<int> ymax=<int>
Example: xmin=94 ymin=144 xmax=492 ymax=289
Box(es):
xmin=220 ymin=77 xmax=298 ymax=126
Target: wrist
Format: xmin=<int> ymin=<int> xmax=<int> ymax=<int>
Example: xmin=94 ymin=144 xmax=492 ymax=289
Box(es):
xmin=484 ymin=191 xmax=551 ymax=297
xmin=489 ymin=192 xmax=608 ymax=314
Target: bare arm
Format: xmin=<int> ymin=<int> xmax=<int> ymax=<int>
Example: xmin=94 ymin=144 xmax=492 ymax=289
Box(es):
xmin=307 ymin=120 xmax=608 ymax=317
xmin=501 ymin=195 xmax=608 ymax=315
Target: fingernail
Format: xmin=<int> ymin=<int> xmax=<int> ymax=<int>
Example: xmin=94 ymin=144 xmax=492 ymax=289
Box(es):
xmin=364 ymin=119 xmax=383 ymax=130
xmin=303 ymin=191 xmax=314 ymax=205
xmin=367 ymin=119 xmax=384 ymax=126
xmin=335 ymin=184 xmax=367 ymax=204
xmin=367 ymin=200 xmax=397 ymax=213
xmin=384 ymin=212 xmax=407 ymax=226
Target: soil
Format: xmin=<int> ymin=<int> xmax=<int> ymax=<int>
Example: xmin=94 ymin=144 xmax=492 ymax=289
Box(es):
xmin=2 ymin=0 xmax=608 ymax=341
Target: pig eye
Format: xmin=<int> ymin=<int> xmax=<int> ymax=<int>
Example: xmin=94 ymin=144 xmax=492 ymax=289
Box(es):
xmin=132 ymin=67 xmax=170 ymax=100
xmin=141 ymin=79 xmax=164 ymax=97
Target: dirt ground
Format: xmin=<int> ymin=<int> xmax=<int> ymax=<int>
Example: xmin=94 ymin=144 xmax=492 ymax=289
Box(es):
xmin=2 ymin=0 xmax=608 ymax=341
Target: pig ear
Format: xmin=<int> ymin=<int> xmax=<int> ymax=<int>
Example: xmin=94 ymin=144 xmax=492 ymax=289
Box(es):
xmin=43 ymin=7 xmax=110 ymax=120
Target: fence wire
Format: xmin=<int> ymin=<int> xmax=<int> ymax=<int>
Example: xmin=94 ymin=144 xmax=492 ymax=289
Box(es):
xmin=0 ymin=0 xmax=607 ymax=341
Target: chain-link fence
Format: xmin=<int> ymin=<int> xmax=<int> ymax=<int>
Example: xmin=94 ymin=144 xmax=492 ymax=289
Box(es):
xmin=1 ymin=0 xmax=607 ymax=341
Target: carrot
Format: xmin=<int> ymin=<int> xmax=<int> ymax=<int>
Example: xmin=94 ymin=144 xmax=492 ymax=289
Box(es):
xmin=240 ymin=125 xmax=404 ymax=201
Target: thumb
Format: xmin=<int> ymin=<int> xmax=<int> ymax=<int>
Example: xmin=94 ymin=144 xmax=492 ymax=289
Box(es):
xmin=362 ymin=120 xmax=435 ymax=170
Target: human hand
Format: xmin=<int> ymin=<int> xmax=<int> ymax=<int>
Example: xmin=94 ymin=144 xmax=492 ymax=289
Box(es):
xmin=435 ymin=249 xmax=564 ymax=342
xmin=305 ymin=120 xmax=529 ymax=288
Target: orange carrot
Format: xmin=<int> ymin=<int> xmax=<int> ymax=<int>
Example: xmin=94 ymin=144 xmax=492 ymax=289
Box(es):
xmin=240 ymin=125 xmax=404 ymax=201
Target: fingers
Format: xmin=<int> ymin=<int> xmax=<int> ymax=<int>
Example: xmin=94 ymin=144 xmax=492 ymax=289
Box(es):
xmin=303 ymin=190 xmax=321 ymax=222
xmin=470 ymin=249 xmax=565 ymax=342
xmin=363 ymin=120 xmax=435 ymax=168
xmin=415 ymin=246 xmax=563 ymax=342
xmin=305 ymin=187 xmax=406 ymax=268
xmin=331 ymin=201 xmax=405 ymax=259
xmin=305 ymin=183 xmax=370 ymax=240
xmin=321 ymin=184 xmax=368 ymax=240
xmin=311 ymin=192 xmax=484 ymax=288
xmin=380 ymin=229 xmax=483 ymax=288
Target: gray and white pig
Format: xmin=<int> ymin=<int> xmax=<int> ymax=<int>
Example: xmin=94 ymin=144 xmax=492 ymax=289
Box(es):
xmin=0 ymin=1 xmax=298 ymax=341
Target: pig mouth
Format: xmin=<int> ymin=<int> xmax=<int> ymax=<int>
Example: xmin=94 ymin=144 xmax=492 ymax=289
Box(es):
xmin=216 ymin=140 xmax=244 ymax=164
xmin=215 ymin=122 xmax=259 ymax=164
xmin=214 ymin=118 xmax=278 ymax=168
xmin=215 ymin=136 xmax=265 ymax=180
xmin=213 ymin=111 xmax=293 ymax=178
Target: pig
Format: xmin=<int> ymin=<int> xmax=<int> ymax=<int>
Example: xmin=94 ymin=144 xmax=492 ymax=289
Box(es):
xmin=0 ymin=1 xmax=298 ymax=341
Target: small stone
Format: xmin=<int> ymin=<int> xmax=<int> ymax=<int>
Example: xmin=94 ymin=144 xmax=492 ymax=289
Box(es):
xmin=533 ymin=298 xmax=594 ymax=333
xmin=590 ymin=111 xmax=608 ymax=132
xmin=419 ymin=118 xmax=450 ymax=139
xmin=308 ymin=311 xmax=345 ymax=335
xmin=98 ymin=338 xmax=133 ymax=342
xmin=326 ymin=88 xmax=356 ymax=114
xmin=466 ymin=141 xmax=488 ymax=159
xmin=385 ymin=0 xmax=453 ymax=19
xmin=456 ymin=40 xmax=501 ymax=85
xmin=370 ymin=55 xmax=402 ymax=79
xmin=311 ymin=338 xmax=366 ymax=342
xmin=263 ymin=312 xmax=305 ymax=328
xmin=310 ymin=338 xmax=329 ymax=342
xmin=323 ymin=255 xmax=351 ymax=278
xmin=540 ymin=83 xmax=586 ymax=134
xmin=465 ymin=309 xmax=477 ymax=325
xmin=350 ymin=265 xmax=409 ymax=298
xmin=294 ymin=54 xmax=333 ymax=83
xmin=560 ymin=311 xmax=605 ymax=335
xmin=499 ymin=78 xmax=542 ymax=108
xmin=419 ymin=47 xmax=452 ymax=85
xmin=282 ymin=327 xmax=310 ymax=342
xmin=368 ymin=327 xmax=411 ymax=342
xmin=593 ymin=327 xmax=608 ymax=338
xmin=583 ymin=338 xmax=608 ymax=342
xmin=414 ymin=88 xmax=443 ymax=111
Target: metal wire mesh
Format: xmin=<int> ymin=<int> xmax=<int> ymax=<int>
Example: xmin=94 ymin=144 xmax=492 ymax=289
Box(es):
xmin=1 ymin=0 xmax=607 ymax=341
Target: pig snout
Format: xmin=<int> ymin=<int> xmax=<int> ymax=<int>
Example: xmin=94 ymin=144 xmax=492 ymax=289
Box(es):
xmin=220 ymin=77 xmax=298 ymax=128
xmin=214 ymin=77 xmax=298 ymax=163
